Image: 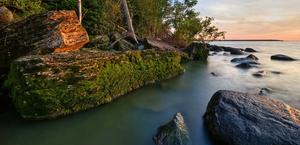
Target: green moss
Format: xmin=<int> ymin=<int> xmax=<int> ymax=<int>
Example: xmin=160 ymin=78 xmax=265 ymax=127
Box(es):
xmin=6 ymin=50 xmax=184 ymax=119
xmin=194 ymin=47 xmax=209 ymax=61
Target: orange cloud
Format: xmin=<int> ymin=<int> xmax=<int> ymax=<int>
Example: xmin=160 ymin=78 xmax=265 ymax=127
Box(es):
xmin=196 ymin=0 xmax=300 ymax=40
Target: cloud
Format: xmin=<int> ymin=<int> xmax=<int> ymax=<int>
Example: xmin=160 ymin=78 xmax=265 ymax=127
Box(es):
xmin=195 ymin=0 xmax=300 ymax=40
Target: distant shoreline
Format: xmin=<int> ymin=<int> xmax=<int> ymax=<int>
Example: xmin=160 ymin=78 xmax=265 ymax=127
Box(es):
xmin=214 ymin=39 xmax=284 ymax=41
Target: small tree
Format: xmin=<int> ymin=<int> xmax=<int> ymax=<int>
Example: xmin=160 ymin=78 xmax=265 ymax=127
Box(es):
xmin=166 ymin=0 xmax=225 ymax=47
xmin=196 ymin=17 xmax=225 ymax=48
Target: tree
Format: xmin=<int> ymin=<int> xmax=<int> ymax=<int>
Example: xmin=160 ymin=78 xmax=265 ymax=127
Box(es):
xmin=165 ymin=0 xmax=225 ymax=47
xmin=195 ymin=17 xmax=225 ymax=48
xmin=120 ymin=0 xmax=138 ymax=44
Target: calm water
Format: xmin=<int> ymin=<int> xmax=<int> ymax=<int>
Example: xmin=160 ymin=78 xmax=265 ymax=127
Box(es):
xmin=0 ymin=41 xmax=299 ymax=145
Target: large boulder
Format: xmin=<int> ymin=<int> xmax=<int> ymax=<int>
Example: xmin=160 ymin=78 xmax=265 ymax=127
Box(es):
xmin=204 ymin=90 xmax=300 ymax=145
xmin=271 ymin=54 xmax=296 ymax=61
xmin=184 ymin=42 xmax=209 ymax=61
xmin=6 ymin=50 xmax=184 ymax=120
xmin=153 ymin=113 xmax=190 ymax=145
xmin=0 ymin=10 xmax=89 ymax=69
xmin=0 ymin=6 xmax=13 ymax=24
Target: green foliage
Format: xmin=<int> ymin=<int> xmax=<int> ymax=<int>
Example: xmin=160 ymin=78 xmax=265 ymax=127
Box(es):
xmin=0 ymin=0 xmax=44 ymax=17
xmin=1 ymin=0 xmax=225 ymax=47
xmin=6 ymin=50 xmax=184 ymax=119
xmin=166 ymin=0 xmax=225 ymax=46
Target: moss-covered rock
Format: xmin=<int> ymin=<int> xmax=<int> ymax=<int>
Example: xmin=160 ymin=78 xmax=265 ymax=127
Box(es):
xmin=184 ymin=42 xmax=209 ymax=61
xmin=5 ymin=49 xmax=184 ymax=120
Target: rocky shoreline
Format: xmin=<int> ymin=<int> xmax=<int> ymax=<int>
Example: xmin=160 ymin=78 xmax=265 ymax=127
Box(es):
xmin=1 ymin=9 xmax=299 ymax=145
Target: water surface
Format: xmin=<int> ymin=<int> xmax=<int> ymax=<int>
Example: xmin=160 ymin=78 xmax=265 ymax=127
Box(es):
xmin=0 ymin=41 xmax=299 ymax=145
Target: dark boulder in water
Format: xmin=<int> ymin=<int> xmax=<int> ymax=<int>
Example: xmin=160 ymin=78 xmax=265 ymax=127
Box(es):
xmin=253 ymin=71 xmax=267 ymax=78
xmin=271 ymin=54 xmax=296 ymax=61
xmin=210 ymin=72 xmax=220 ymax=77
xmin=222 ymin=47 xmax=245 ymax=55
xmin=259 ymin=88 xmax=273 ymax=95
xmin=208 ymin=45 xmax=224 ymax=52
xmin=231 ymin=54 xmax=259 ymax=64
xmin=244 ymin=48 xmax=257 ymax=53
xmin=271 ymin=71 xmax=283 ymax=75
xmin=153 ymin=113 xmax=190 ymax=145
xmin=236 ymin=62 xmax=257 ymax=69
xmin=204 ymin=90 xmax=300 ymax=145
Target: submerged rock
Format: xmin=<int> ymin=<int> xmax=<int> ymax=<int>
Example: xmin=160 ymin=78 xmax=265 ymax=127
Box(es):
xmin=231 ymin=54 xmax=259 ymax=64
xmin=253 ymin=71 xmax=267 ymax=78
xmin=271 ymin=54 xmax=296 ymax=61
xmin=153 ymin=113 xmax=190 ymax=145
xmin=204 ymin=90 xmax=300 ymax=145
xmin=271 ymin=71 xmax=283 ymax=75
xmin=259 ymin=88 xmax=273 ymax=95
xmin=211 ymin=72 xmax=220 ymax=77
xmin=208 ymin=45 xmax=224 ymax=52
xmin=236 ymin=62 xmax=257 ymax=69
xmin=222 ymin=47 xmax=244 ymax=55
xmin=244 ymin=48 xmax=257 ymax=53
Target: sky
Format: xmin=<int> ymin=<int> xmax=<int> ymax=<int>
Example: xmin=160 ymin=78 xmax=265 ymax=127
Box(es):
xmin=195 ymin=0 xmax=300 ymax=40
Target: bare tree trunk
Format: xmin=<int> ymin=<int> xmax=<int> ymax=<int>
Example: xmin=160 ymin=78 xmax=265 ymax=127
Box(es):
xmin=77 ymin=0 xmax=82 ymax=23
xmin=120 ymin=0 xmax=139 ymax=44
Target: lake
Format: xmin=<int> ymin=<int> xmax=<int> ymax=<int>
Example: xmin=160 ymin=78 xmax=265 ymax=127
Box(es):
xmin=0 ymin=41 xmax=299 ymax=145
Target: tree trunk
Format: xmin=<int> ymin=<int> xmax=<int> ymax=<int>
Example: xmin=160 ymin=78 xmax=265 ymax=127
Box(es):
xmin=0 ymin=10 xmax=89 ymax=69
xmin=120 ymin=0 xmax=139 ymax=44
xmin=77 ymin=0 xmax=82 ymax=23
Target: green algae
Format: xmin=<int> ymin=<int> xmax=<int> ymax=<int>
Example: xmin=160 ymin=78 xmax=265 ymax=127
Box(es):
xmin=5 ymin=50 xmax=184 ymax=119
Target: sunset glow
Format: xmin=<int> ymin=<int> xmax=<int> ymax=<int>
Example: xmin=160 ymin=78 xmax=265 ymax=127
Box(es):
xmin=196 ymin=0 xmax=300 ymax=40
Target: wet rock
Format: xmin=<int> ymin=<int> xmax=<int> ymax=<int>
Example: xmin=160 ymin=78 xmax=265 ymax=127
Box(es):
xmin=236 ymin=62 xmax=257 ymax=69
xmin=259 ymin=88 xmax=273 ymax=95
xmin=208 ymin=45 xmax=224 ymax=52
xmin=271 ymin=71 xmax=283 ymax=75
xmin=153 ymin=113 xmax=190 ymax=145
xmin=244 ymin=48 xmax=257 ymax=53
xmin=211 ymin=72 xmax=220 ymax=77
xmin=271 ymin=54 xmax=296 ymax=61
xmin=231 ymin=54 xmax=259 ymax=64
xmin=204 ymin=90 xmax=300 ymax=145
xmin=222 ymin=47 xmax=244 ymax=55
xmin=184 ymin=42 xmax=209 ymax=61
xmin=253 ymin=71 xmax=267 ymax=78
